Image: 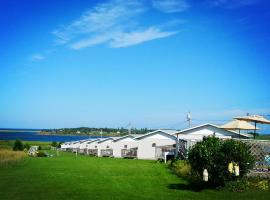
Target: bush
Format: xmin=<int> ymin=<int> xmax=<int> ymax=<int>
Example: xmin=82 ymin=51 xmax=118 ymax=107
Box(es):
xmin=24 ymin=143 xmax=30 ymax=150
xmin=169 ymin=160 xmax=191 ymax=179
xmin=51 ymin=141 xmax=58 ymax=147
xmin=13 ymin=139 xmax=24 ymax=151
xmin=57 ymin=142 xmax=63 ymax=148
xmin=38 ymin=146 xmax=42 ymax=150
xmin=36 ymin=151 xmax=47 ymax=157
xmin=188 ymin=137 xmax=255 ymax=186
xmin=225 ymin=179 xmax=249 ymax=192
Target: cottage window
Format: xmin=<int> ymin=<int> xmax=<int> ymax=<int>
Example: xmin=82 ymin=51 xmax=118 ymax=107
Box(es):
xmin=106 ymin=145 xmax=109 ymax=148
xmin=152 ymin=143 xmax=156 ymax=147
xmin=124 ymin=145 xmax=127 ymax=148
xmin=95 ymin=146 xmax=97 ymax=148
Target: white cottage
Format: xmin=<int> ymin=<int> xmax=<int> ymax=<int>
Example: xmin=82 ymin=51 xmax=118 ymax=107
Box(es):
xmin=86 ymin=139 xmax=100 ymax=156
xmin=112 ymin=135 xmax=138 ymax=158
xmin=97 ymin=138 xmax=114 ymax=157
xmin=60 ymin=142 xmax=69 ymax=151
xmin=70 ymin=141 xmax=81 ymax=153
xmin=136 ymin=130 xmax=177 ymax=160
xmin=78 ymin=139 xmax=92 ymax=154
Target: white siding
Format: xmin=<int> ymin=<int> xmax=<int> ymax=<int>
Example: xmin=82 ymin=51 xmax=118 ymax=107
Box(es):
xmin=113 ymin=137 xmax=138 ymax=158
xmin=86 ymin=140 xmax=99 ymax=151
xmin=137 ymin=132 xmax=176 ymax=160
xmin=97 ymin=139 xmax=114 ymax=157
xmin=177 ymin=125 xmax=240 ymax=140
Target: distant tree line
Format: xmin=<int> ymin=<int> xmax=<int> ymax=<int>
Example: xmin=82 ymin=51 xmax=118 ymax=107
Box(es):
xmin=41 ymin=127 xmax=154 ymax=136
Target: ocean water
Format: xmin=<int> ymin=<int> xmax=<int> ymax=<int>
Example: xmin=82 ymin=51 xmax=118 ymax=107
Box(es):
xmin=0 ymin=130 xmax=101 ymax=142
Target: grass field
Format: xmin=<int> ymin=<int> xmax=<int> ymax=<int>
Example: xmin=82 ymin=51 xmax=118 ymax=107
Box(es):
xmin=0 ymin=147 xmax=269 ymax=200
xmin=256 ymin=135 xmax=270 ymax=140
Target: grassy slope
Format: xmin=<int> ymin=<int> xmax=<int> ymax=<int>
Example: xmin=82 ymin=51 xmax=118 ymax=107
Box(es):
xmin=256 ymin=135 xmax=270 ymax=140
xmin=0 ymin=151 xmax=269 ymax=200
xmin=0 ymin=140 xmax=51 ymax=150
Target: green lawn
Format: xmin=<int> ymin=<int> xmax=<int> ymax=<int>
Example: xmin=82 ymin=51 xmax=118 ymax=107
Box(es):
xmin=256 ymin=135 xmax=270 ymax=140
xmin=0 ymin=151 xmax=269 ymax=200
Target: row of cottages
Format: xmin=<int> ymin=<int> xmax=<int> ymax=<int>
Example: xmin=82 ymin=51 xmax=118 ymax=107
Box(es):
xmin=61 ymin=124 xmax=252 ymax=160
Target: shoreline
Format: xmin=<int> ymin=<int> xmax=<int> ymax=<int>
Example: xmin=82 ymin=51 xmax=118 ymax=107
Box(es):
xmin=0 ymin=130 xmax=41 ymax=133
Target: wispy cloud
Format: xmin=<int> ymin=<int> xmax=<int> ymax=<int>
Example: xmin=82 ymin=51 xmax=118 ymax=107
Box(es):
xmin=208 ymin=0 xmax=262 ymax=8
xmin=110 ymin=27 xmax=177 ymax=48
xmin=152 ymin=0 xmax=190 ymax=13
xmin=30 ymin=54 xmax=45 ymax=61
xmin=53 ymin=0 xmax=182 ymax=49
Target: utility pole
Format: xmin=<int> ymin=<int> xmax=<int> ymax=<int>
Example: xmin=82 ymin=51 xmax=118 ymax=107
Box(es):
xmin=187 ymin=112 xmax=191 ymax=128
xmin=100 ymin=129 xmax=103 ymax=139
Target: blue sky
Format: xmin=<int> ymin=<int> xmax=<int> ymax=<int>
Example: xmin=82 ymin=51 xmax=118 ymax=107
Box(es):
xmin=0 ymin=0 xmax=270 ymax=131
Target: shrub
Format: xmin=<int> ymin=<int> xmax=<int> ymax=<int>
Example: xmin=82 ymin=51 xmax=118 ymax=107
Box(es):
xmin=246 ymin=176 xmax=270 ymax=191
xmin=24 ymin=143 xmax=30 ymax=150
xmin=225 ymin=179 xmax=249 ymax=192
xmin=188 ymin=137 xmax=255 ymax=186
xmin=57 ymin=142 xmax=63 ymax=148
xmin=220 ymin=139 xmax=255 ymax=178
xmin=36 ymin=151 xmax=47 ymax=157
xmin=51 ymin=141 xmax=58 ymax=147
xmin=38 ymin=146 xmax=42 ymax=150
xmin=13 ymin=139 xmax=24 ymax=151
xmin=170 ymin=160 xmax=191 ymax=179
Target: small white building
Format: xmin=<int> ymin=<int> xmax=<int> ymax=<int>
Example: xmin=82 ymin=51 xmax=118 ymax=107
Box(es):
xmin=97 ymin=138 xmax=114 ymax=157
xmin=78 ymin=139 xmax=92 ymax=154
xmin=60 ymin=142 xmax=69 ymax=151
xmin=136 ymin=130 xmax=177 ymax=160
xmin=86 ymin=139 xmax=100 ymax=156
xmin=69 ymin=141 xmax=81 ymax=153
xmin=112 ymin=135 xmax=138 ymax=158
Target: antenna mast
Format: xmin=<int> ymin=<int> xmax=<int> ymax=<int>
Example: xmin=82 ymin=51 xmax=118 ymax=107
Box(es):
xmin=187 ymin=112 xmax=191 ymax=128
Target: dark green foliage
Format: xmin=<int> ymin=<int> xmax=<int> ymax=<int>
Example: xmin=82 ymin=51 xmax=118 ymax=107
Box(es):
xmin=225 ymin=179 xmax=249 ymax=192
xmin=51 ymin=141 xmax=58 ymax=147
xmin=38 ymin=146 xmax=42 ymax=150
xmin=24 ymin=143 xmax=30 ymax=150
xmin=36 ymin=151 xmax=47 ymax=157
xmin=57 ymin=142 xmax=63 ymax=148
xmin=13 ymin=139 xmax=24 ymax=151
xmin=225 ymin=177 xmax=270 ymax=192
xmin=188 ymin=137 xmax=255 ymax=186
xmin=220 ymin=139 xmax=255 ymax=177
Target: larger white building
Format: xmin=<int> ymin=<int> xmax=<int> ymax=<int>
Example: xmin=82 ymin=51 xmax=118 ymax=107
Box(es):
xmin=174 ymin=123 xmax=252 ymax=140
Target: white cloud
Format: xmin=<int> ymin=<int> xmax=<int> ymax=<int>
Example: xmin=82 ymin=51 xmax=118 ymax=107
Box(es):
xmin=30 ymin=54 xmax=45 ymax=61
xmin=53 ymin=0 xmax=182 ymax=49
xmin=152 ymin=0 xmax=190 ymax=13
xmin=53 ymin=0 xmax=145 ymax=45
xmin=110 ymin=27 xmax=177 ymax=48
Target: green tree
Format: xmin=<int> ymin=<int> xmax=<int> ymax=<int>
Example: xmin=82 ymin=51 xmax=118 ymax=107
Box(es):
xmin=13 ymin=139 xmax=24 ymax=151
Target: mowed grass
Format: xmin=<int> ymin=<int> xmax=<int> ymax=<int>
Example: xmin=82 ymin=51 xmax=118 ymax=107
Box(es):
xmin=0 ymin=150 xmax=269 ymax=200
